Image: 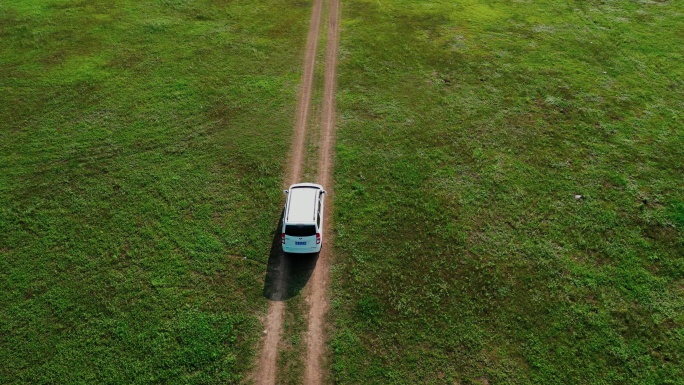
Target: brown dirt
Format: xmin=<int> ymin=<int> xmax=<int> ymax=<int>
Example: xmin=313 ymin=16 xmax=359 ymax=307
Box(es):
xmin=253 ymin=0 xmax=324 ymax=383
xmin=286 ymin=0 xmax=324 ymax=187
xmin=303 ymin=0 xmax=341 ymax=383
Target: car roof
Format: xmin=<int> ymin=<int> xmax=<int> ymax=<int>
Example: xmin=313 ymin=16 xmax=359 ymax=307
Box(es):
xmin=289 ymin=182 xmax=323 ymax=190
xmin=286 ymin=185 xmax=320 ymax=224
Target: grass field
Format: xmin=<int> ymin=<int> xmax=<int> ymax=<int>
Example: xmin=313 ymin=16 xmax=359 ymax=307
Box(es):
xmin=3 ymin=0 xmax=683 ymax=383
xmin=0 ymin=0 xmax=311 ymax=382
xmin=331 ymin=0 xmax=683 ymax=383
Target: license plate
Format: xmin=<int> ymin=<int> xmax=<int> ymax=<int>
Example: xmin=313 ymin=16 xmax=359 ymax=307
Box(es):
xmin=295 ymin=241 xmax=307 ymax=245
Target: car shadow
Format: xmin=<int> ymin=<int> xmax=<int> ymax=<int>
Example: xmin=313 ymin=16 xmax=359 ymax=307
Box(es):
xmin=262 ymin=211 xmax=318 ymax=301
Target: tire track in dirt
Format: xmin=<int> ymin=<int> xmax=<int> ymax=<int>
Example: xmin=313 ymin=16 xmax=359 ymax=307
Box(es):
xmin=254 ymin=0 xmax=323 ymax=383
xmin=304 ymin=0 xmax=341 ymax=383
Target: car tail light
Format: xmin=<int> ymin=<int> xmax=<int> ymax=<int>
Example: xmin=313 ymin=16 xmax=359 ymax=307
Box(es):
xmin=316 ymin=233 xmax=321 ymax=244
xmin=281 ymin=233 xmax=285 ymax=244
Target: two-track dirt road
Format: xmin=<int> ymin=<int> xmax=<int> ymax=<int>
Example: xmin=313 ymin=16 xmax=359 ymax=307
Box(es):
xmin=254 ymin=0 xmax=340 ymax=383
xmin=304 ymin=0 xmax=340 ymax=383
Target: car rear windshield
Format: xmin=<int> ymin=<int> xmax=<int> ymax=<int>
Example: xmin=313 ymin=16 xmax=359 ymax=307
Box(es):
xmin=285 ymin=224 xmax=316 ymax=237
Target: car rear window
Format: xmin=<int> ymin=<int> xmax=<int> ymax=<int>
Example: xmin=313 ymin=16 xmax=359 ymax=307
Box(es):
xmin=285 ymin=224 xmax=316 ymax=237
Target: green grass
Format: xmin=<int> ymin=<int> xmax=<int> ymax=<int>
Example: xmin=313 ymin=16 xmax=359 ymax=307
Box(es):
xmin=331 ymin=0 xmax=683 ymax=384
xmin=0 ymin=0 xmax=311 ymax=382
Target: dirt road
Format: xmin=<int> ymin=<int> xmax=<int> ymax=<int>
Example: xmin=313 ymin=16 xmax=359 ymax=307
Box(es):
xmin=303 ymin=0 xmax=341 ymax=383
xmin=253 ymin=0 xmax=323 ymax=383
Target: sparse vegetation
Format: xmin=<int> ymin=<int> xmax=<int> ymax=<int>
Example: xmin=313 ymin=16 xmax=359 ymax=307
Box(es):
xmin=331 ymin=0 xmax=683 ymax=383
xmin=0 ymin=0 xmax=311 ymax=382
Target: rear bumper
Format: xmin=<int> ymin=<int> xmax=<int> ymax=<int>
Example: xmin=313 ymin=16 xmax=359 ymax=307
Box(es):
xmin=283 ymin=244 xmax=322 ymax=254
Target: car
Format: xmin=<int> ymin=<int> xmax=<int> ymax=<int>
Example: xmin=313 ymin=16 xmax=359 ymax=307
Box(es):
xmin=282 ymin=183 xmax=326 ymax=253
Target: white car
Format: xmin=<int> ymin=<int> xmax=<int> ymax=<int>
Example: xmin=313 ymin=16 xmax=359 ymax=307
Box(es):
xmin=282 ymin=183 xmax=326 ymax=254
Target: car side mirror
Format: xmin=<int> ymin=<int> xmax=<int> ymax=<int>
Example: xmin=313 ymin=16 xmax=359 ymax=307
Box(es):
xmin=283 ymin=190 xmax=289 ymax=194
xmin=321 ymin=190 xmax=327 ymax=194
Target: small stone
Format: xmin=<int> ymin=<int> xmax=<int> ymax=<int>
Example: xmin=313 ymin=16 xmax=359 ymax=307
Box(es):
xmin=263 ymin=330 xmax=267 ymax=335
xmin=574 ymin=194 xmax=583 ymax=200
